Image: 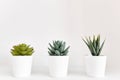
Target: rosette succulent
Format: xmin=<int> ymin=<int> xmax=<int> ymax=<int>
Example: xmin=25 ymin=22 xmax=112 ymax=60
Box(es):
xmin=11 ymin=43 xmax=34 ymax=56
xmin=48 ymin=40 xmax=70 ymax=56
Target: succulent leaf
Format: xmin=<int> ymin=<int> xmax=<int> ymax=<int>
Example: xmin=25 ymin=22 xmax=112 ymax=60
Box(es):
xmin=48 ymin=40 xmax=70 ymax=56
xmin=11 ymin=43 xmax=34 ymax=56
xmin=83 ymin=35 xmax=105 ymax=56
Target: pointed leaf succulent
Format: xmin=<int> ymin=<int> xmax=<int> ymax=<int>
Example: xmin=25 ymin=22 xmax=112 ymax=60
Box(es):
xmin=82 ymin=35 xmax=105 ymax=56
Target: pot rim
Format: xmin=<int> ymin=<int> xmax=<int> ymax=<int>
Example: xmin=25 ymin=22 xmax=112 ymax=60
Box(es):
xmin=49 ymin=56 xmax=69 ymax=57
xmin=85 ymin=55 xmax=106 ymax=57
xmin=12 ymin=56 xmax=32 ymax=57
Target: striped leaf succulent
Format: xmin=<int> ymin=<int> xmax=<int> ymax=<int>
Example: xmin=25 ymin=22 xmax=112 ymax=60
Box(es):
xmin=48 ymin=40 xmax=70 ymax=56
xmin=11 ymin=43 xmax=34 ymax=56
xmin=82 ymin=35 xmax=105 ymax=56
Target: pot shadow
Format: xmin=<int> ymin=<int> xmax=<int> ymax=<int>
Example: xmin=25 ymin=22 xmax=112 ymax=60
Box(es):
xmin=32 ymin=66 xmax=50 ymax=78
xmin=68 ymin=68 xmax=86 ymax=77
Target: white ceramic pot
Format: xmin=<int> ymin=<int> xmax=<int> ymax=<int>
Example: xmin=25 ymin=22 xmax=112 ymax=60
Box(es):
xmin=49 ymin=56 xmax=69 ymax=77
xmin=12 ymin=56 xmax=33 ymax=77
xmin=85 ymin=56 xmax=107 ymax=77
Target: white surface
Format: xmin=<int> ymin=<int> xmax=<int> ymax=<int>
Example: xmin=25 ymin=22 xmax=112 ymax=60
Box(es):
xmin=0 ymin=0 xmax=120 ymax=79
xmin=0 ymin=66 xmax=119 ymax=80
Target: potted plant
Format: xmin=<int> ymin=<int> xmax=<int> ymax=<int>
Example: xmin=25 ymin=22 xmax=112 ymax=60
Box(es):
xmin=48 ymin=40 xmax=70 ymax=77
xmin=82 ymin=35 xmax=106 ymax=77
xmin=11 ymin=43 xmax=34 ymax=77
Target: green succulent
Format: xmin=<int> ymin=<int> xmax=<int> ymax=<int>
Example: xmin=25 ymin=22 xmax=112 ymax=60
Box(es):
xmin=11 ymin=43 xmax=34 ymax=56
xmin=82 ymin=35 xmax=105 ymax=56
xmin=48 ymin=40 xmax=70 ymax=56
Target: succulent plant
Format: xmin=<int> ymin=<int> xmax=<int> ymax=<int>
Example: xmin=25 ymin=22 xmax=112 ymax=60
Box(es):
xmin=11 ymin=43 xmax=34 ymax=56
xmin=48 ymin=40 xmax=70 ymax=56
xmin=82 ymin=35 xmax=105 ymax=56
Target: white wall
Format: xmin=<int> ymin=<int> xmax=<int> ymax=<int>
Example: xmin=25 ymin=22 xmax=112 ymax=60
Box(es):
xmin=0 ymin=0 xmax=71 ymax=68
xmin=0 ymin=0 xmax=120 ymax=72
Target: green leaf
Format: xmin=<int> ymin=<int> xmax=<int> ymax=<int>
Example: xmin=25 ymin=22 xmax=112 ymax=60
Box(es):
xmin=49 ymin=43 xmax=55 ymax=50
xmin=48 ymin=47 xmax=54 ymax=53
xmin=82 ymin=38 xmax=89 ymax=47
xmin=48 ymin=51 xmax=52 ymax=55
xmin=63 ymin=50 xmax=68 ymax=56
xmin=82 ymin=35 xmax=105 ymax=56
xmin=48 ymin=40 xmax=70 ymax=56
xmin=64 ymin=46 xmax=70 ymax=52
xmin=93 ymin=35 xmax=97 ymax=50
xmin=98 ymin=40 xmax=105 ymax=56
xmin=11 ymin=43 xmax=34 ymax=56
xmin=27 ymin=51 xmax=34 ymax=55
xmin=55 ymin=50 xmax=60 ymax=55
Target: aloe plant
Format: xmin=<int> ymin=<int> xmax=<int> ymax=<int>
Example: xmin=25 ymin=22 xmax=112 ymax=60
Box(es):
xmin=48 ymin=40 xmax=70 ymax=56
xmin=11 ymin=43 xmax=34 ymax=56
xmin=82 ymin=35 xmax=105 ymax=56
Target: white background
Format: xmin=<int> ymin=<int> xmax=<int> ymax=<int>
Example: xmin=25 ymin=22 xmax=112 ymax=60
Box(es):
xmin=0 ymin=0 xmax=120 ymax=79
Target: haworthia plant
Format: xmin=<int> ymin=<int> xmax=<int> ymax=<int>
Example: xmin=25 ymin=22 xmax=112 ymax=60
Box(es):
xmin=11 ymin=43 xmax=34 ymax=56
xmin=48 ymin=40 xmax=70 ymax=56
xmin=82 ymin=35 xmax=105 ymax=56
